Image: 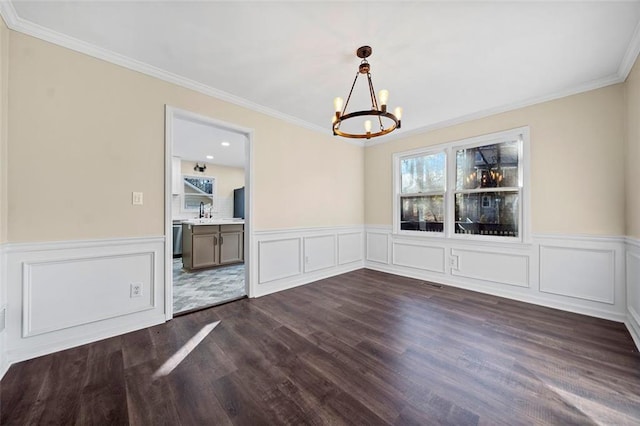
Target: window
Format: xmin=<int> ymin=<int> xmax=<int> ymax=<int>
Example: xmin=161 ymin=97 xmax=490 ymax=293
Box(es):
xmin=394 ymin=127 xmax=528 ymax=241
xmin=399 ymin=152 xmax=446 ymax=233
xmin=183 ymin=175 xmax=216 ymax=212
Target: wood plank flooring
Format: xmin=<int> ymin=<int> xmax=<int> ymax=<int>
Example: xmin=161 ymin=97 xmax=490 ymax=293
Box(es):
xmin=2 ymin=269 xmax=640 ymax=425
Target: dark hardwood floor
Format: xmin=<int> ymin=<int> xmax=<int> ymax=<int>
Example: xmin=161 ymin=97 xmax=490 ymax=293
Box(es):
xmin=2 ymin=269 xmax=640 ymax=425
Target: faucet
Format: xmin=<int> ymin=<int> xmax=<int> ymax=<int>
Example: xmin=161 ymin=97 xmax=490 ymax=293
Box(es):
xmin=199 ymin=201 xmax=204 ymax=218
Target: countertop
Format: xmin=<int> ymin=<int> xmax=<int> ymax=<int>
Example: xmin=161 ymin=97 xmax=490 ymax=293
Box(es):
xmin=180 ymin=218 xmax=245 ymax=226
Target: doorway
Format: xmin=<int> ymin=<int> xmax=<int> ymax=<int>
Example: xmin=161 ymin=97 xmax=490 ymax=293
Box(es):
xmin=164 ymin=106 xmax=253 ymax=318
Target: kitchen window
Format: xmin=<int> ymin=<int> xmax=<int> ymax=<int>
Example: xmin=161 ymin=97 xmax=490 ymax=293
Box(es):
xmin=183 ymin=175 xmax=216 ymax=212
xmin=393 ymin=127 xmax=529 ymax=241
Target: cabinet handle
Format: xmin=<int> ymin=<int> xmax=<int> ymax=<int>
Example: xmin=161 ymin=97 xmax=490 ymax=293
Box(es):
xmin=220 ymin=236 xmax=224 ymax=245
xmin=214 ymin=236 xmax=217 ymax=245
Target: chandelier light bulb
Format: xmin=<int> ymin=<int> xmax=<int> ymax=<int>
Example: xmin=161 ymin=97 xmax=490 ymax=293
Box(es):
xmin=379 ymin=89 xmax=389 ymax=107
xmin=334 ymin=97 xmax=343 ymax=113
xmin=394 ymin=106 xmax=403 ymax=120
xmin=364 ymin=120 xmax=372 ymax=133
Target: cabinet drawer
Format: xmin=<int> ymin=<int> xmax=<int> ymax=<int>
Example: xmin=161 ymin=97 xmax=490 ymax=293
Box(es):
xmin=220 ymin=224 xmax=244 ymax=232
xmin=192 ymin=225 xmax=220 ymax=234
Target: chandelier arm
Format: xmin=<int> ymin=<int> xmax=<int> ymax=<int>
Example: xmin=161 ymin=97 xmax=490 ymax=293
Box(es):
xmin=341 ymin=72 xmax=360 ymax=117
xmin=366 ymin=73 xmax=378 ymax=110
xmin=366 ymin=73 xmax=384 ymax=130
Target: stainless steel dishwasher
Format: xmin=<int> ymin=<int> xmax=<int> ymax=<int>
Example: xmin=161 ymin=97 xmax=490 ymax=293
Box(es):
xmin=172 ymin=221 xmax=183 ymax=257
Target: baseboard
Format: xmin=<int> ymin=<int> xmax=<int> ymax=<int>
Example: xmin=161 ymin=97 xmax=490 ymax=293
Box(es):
xmin=364 ymin=227 xmax=628 ymax=323
xmin=5 ymin=314 xmax=165 ymax=366
xmin=0 ymin=356 xmax=8 ymax=381
xmin=625 ymin=306 xmax=640 ymax=351
xmin=365 ymin=262 xmax=626 ymax=323
xmin=253 ymin=262 xmax=363 ymax=298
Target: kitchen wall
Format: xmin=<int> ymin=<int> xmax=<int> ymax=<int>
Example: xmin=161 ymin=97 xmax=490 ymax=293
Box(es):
xmin=625 ymin=54 xmax=640 ymax=347
xmin=174 ymin=160 xmax=244 ymax=219
xmin=365 ymin=84 xmax=626 ymax=236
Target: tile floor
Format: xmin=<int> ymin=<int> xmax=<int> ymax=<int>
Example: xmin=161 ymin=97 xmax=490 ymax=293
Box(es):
xmin=173 ymin=258 xmax=246 ymax=314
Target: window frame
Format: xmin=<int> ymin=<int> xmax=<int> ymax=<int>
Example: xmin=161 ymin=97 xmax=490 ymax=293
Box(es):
xmin=393 ymin=126 xmax=530 ymax=243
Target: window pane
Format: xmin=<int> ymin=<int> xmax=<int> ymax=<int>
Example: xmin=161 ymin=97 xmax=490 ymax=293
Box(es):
xmin=184 ymin=177 xmax=213 ymax=195
xmin=401 ymin=152 xmax=445 ymax=193
xmin=400 ymin=195 xmax=444 ymax=232
xmin=456 ymin=141 xmax=519 ymax=190
xmin=454 ymin=192 xmax=519 ymax=237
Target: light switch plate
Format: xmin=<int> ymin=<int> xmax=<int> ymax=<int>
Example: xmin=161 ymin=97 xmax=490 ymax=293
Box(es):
xmin=132 ymin=192 xmax=143 ymax=205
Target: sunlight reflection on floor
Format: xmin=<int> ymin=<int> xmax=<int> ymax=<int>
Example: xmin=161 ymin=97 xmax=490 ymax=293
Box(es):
xmin=152 ymin=321 xmax=220 ymax=379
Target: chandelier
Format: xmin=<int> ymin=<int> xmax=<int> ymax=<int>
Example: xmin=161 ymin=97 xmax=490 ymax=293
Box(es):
xmin=332 ymin=46 xmax=402 ymax=140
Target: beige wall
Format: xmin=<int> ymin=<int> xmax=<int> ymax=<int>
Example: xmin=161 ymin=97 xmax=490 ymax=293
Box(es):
xmin=0 ymin=18 xmax=7 ymax=244
xmin=626 ymin=56 xmax=640 ymax=239
xmin=365 ymin=85 xmax=626 ymax=236
xmin=7 ymin=31 xmax=363 ymax=242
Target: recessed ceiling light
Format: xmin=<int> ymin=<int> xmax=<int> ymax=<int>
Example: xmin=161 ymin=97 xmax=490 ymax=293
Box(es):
xmin=206 ymin=155 xmax=214 ymax=159
xmin=221 ymin=141 xmax=230 ymax=147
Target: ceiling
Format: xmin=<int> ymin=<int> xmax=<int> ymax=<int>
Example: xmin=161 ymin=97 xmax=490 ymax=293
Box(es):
xmin=172 ymin=115 xmax=246 ymax=168
xmin=5 ymin=1 xmax=640 ymax=141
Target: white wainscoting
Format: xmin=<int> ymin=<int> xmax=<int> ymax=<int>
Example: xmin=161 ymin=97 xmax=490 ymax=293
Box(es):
xmin=338 ymin=233 xmax=362 ymax=265
xmin=452 ymin=248 xmax=529 ymax=288
xmin=257 ymin=238 xmax=301 ymax=284
xmin=540 ymin=245 xmax=615 ymax=304
xmin=626 ymin=237 xmax=640 ymax=350
xmin=3 ymin=237 xmax=166 ymax=367
xmin=304 ymin=235 xmax=336 ymax=273
xmin=252 ymin=226 xmax=364 ymax=298
xmin=392 ymin=241 xmax=445 ymax=273
xmin=365 ymin=226 xmax=627 ymax=323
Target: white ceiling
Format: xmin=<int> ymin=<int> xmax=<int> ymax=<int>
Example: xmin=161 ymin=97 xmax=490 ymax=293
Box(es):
xmin=5 ymin=1 xmax=640 ymax=141
xmin=172 ymin=115 xmax=246 ymax=168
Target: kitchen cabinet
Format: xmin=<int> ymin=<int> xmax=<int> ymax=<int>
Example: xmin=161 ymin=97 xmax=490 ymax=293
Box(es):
xmin=182 ymin=223 xmax=244 ymax=270
xmin=171 ymin=156 xmax=182 ymax=195
xmin=220 ymin=225 xmax=244 ymax=264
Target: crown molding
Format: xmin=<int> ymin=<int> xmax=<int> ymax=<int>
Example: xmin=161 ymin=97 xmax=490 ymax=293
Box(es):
xmin=618 ymin=17 xmax=640 ymax=80
xmin=0 ymin=1 xmax=332 ymax=137
xmin=365 ymin=72 xmax=624 ymax=147
xmin=0 ymin=0 xmax=16 ymax=28
xmin=0 ymin=0 xmax=637 ymax=151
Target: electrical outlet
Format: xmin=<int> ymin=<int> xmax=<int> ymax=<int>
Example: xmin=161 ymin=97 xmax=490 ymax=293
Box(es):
xmin=130 ymin=283 xmax=143 ymax=298
xmin=449 ymin=256 xmax=459 ymax=269
xmin=132 ymin=192 xmax=143 ymax=205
